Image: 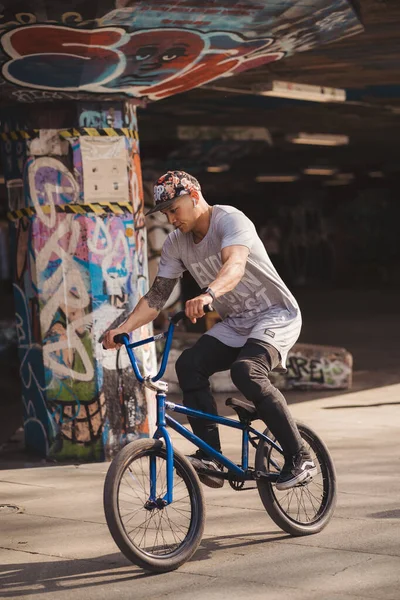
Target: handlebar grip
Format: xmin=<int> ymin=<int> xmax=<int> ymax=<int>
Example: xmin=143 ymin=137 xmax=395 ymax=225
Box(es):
xmin=113 ymin=333 xmax=129 ymax=345
xmin=102 ymin=332 xmax=129 ymax=349
xmin=171 ymin=304 xmax=213 ymax=324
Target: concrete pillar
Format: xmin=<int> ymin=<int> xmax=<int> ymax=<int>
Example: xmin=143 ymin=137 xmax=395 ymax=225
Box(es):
xmin=0 ymin=101 xmax=157 ymax=460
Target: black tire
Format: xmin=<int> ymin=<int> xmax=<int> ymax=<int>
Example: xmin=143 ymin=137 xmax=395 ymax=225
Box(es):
xmin=255 ymin=421 xmax=337 ymax=536
xmin=104 ymin=438 xmax=205 ymax=572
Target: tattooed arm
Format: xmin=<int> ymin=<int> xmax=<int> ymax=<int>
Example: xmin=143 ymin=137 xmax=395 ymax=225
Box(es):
xmin=143 ymin=276 xmax=178 ymax=311
xmin=102 ymin=276 xmax=178 ymax=349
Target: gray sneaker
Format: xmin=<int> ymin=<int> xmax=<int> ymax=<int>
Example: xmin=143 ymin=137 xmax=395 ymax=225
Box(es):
xmin=276 ymin=448 xmax=318 ymax=491
xmin=187 ymin=450 xmax=225 ymax=489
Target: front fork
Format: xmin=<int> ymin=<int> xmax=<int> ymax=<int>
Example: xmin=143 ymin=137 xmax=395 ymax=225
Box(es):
xmin=151 ymin=392 xmax=174 ymax=506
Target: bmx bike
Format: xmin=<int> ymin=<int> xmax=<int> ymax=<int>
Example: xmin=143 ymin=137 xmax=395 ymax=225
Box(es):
xmin=103 ymin=310 xmax=337 ymax=573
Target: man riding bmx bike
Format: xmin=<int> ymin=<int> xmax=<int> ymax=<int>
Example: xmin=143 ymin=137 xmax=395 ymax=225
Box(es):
xmin=103 ymin=170 xmax=317 ymax=490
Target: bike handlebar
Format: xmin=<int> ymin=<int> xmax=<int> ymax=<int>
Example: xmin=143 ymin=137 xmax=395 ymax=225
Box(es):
xmin=171 ymin=310 xmax=186 ymax=325
xmin=106 ymin=305 xmax=213 ymax=384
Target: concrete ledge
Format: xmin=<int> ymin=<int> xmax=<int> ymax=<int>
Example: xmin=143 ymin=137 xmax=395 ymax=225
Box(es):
xmin=272 ymin=343 xmax=353 ymax=391
xmin=162 ymin=332 xmax=352 ymax=393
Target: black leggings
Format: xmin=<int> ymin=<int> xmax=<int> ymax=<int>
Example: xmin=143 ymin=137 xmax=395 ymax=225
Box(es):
xmin=175 ymin=334 xmax=303 ymax=457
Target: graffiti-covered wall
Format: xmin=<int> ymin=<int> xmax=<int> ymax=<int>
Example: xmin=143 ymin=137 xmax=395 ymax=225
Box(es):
xmin=1 ymin=102 xmax=157 ymax=459
xmin=0 ymin=1 xmax=362 ymax=105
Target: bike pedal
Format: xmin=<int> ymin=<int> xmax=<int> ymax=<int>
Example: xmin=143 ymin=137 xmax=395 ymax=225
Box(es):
xmin=197 ymin=467 xmax=226 ymax=478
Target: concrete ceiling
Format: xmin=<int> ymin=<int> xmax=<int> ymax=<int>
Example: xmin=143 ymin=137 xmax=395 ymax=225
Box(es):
xmin=0 ymin=1 xmax=398 ymax=192
xmin=137 ymin=0 xmax=400 ymax=187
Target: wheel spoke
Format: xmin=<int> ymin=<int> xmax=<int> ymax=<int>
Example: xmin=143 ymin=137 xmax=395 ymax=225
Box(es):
xmin=168 ymin=505 xmax=192 ymax=519
xmin=127 ymin=464 xmax=147 ymax=496
xmin=128 ymin=507 xmax=155 ymax=539
xmin=122 ymin=468 xmax=147 ymax=504
xmin=303 ymin=485 xmax=323 ymax=507
xmin=299 ymin=488 xmax=311 ymax=521
xmin=163 ymin=508 xmax=186 ymax=544
xmin=164 ymin=507 xmax=189 ymax=537
xmin=120 ymin=505 xmax=146 ymax=525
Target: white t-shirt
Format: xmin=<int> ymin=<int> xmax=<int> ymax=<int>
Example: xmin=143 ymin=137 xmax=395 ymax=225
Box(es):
xmin=157 ymin=205 xmax=301 ymax=368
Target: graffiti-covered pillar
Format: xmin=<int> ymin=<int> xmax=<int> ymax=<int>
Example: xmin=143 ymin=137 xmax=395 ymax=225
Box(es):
xmin=0 ymin=101 xmax=157 ymax=460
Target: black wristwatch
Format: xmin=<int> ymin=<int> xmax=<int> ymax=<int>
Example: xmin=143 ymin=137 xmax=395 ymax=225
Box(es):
xmin=201 ymin=286 xmax=217 ymax=304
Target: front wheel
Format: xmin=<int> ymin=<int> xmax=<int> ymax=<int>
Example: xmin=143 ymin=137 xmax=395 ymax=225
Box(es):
xmin=255 ymin=421 xmax=337 ymax=536
xmin=104 ymin=439 xmax=205 ymax=572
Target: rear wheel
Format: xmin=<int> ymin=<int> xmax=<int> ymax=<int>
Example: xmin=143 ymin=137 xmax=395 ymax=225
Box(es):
xmin=104 ymin=439 xmax=205 ymax=572
xmin=255 ymin=421 xmax=337 ymax=535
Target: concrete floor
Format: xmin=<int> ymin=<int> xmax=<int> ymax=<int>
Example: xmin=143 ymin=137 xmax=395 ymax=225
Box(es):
xmin=1 ymin=289 xmax=399 ymax=598
xmin=1 ymin=383 xmax=400 ymax=599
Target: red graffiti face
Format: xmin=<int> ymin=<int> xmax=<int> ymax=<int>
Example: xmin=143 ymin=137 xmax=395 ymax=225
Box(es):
xmin=114 ymin=29 xmax=205 ymax=87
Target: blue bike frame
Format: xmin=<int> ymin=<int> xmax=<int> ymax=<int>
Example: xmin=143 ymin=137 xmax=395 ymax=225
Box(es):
xmin=118 ymin=313 xmax=282 ymax=506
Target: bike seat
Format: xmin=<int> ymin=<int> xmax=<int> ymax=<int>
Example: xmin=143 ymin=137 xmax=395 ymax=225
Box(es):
xmin=225 ymin=397 xmax=258 ymax=422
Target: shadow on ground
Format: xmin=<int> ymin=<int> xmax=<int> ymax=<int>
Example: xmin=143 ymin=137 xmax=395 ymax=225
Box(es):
xmin=0 ymin=553 xmax=149 ymax=597
xmin=192 ymin=531 xmax=290 ymax=564
xmin=0 ymin=530 xmax=292 ymax=596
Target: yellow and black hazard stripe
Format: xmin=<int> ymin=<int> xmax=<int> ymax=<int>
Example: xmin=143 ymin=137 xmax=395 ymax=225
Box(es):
xmin=0 ymin=130 xmax=40 ymax=142
xmin=7 ymin=202 xmax=134 ymax=221
xmin=0 ymin=128 xmax=138 ymax=142
xmin=59 ymin=128 xmax=138 ymax=139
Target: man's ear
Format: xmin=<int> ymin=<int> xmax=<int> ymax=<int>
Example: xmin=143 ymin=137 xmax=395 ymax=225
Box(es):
xmin=191 ymin=190 xmax=200 ymax=205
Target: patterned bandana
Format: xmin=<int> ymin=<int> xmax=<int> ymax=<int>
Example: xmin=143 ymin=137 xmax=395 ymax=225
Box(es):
xmin=146 ymin=170 xmax=201 ymax=216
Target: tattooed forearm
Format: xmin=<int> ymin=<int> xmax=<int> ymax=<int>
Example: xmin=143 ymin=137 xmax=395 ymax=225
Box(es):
xmin=144 ymin=276 xmax=178 ymax=310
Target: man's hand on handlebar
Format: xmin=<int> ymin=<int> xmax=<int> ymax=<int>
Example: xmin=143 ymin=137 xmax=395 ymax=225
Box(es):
xmin=102 ymin=298 xmax=212 ymax=348
xmin=185 ymin=293 xmax=213 ymax=324
xmin=102 ymin=327 xmax=130 ymax=350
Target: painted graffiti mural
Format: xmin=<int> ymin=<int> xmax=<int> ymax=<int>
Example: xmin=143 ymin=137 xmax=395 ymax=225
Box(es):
xmin=0 ymin=102 xmax=156 ymax=459
xmin=0 ymin=1 xmax=363 ymax=103
xmin=285 ymin=346 xmax=352 ymax=390
xmin=1 ymin=25 xmax=284 ymax=100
